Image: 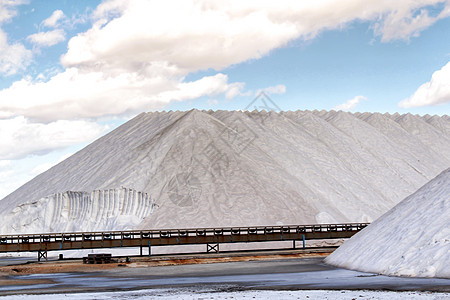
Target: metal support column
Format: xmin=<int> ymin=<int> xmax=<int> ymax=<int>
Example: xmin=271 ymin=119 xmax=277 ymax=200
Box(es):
xmin=38 ymin=250 xmax=47 ymax=262
xmin=207 ymin=243 xmax=219 ymax=253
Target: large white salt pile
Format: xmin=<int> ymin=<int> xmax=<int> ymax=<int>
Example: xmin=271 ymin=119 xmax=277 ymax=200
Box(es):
xmin=325 ymin=168 xmax=450 ymax=278
xmin=1 ymin=110 xmax=449 ymax=234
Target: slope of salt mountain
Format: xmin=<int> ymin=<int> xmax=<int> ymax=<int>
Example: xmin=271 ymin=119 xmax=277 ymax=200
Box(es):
xmin=315 ymin=111 xmax=428 ymax=200
xmin=0 ymin=110 xmax=449 ymax=234
xmin=424 ymin=115 xmax=450 ymax=135
xmin=392 ymin=113 xmax=450 ymax=157
xmin=355 ymin=113 xmax=444 ymax=179
xmin=325 ymin=168 xmax=450 ymax=278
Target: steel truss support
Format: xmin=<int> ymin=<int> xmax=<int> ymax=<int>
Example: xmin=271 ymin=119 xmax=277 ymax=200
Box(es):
xmin=38 ymin=250 xmax=47 ymax=262
xmin=207 ymin=243 xmax=219 ymax=253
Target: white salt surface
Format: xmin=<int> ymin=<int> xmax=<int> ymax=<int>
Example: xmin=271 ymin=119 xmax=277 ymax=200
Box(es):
xmin=326 ymin=168 xmax=450 ymax=278
xmin=1 ymin=110 xmax=449 ymax=234
xmin=2 ymin=188 xmax=155 ymax=233
xmin=2 ymin=289 xmax=448 ymax=299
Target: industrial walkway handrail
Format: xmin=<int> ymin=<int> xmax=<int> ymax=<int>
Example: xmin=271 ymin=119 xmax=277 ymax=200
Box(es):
xmin=0 ymin=223 xmax=368 ymax=246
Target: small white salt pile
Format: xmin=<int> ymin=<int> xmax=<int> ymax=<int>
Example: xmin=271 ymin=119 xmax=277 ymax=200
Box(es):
xmin=326 ymin=168 xmax=450 ymax=278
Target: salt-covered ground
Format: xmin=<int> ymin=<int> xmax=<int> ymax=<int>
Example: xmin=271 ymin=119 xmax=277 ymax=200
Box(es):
xmin=2 ymin=289 xmax=449 ymax=300
xmin=326 ymin=168 xmax=450 ymax=278
xmin=1 ymin=110 xmax=449 ymax=234
xmin=1 ymin=257 xmax=449 ymax=297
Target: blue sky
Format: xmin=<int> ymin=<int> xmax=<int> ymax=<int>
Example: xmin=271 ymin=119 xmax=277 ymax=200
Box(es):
xmin=175 ymin=18 xmax=450 ymax=114
xmin=0 ymin=0 xmax=450 ymax=199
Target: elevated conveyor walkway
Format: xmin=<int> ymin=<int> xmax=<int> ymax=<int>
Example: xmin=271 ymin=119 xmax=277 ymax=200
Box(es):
xmin=0 ymin=223 xmax=368 ymax=261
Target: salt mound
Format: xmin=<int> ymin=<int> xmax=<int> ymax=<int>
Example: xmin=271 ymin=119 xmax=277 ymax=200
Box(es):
xmin=0 ymin=110 xmax=449 ymax=233
xmin=325 ymin=168 xmax=450 ymax=278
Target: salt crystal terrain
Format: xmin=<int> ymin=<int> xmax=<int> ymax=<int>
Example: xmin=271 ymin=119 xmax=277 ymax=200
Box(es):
xmin=3 ymin=188 xmax=156 ymax=233
xmin=0 ymin=110 xmax=449 ymax=234
xmin=325 ymin=168 xmax=450 ymax=278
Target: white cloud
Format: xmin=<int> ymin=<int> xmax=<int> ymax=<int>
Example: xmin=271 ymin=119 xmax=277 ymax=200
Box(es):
xmin=1 ymin=0 xmax=448 ymax=119
xmin=0 ymin=30 xmax=32 ymax=75
xmin=0 ymin=117 xmax=107 ymax=160
xmin=42 ymin=9 xmax=65 ymax=28
xmin=257 ymin=84 xmax=286 ymax=95
xmin=27 ymin=10 xmax=67 ymax=48
xmin=0 ymin=152 xmax=79 ymax=199
xmin=0 ymin=70 xmax=243 ymax=122
xmin=27 ymin=29 xmax=65 ymax=47
xmin=0 ymin=160 xmax=10 ymax=168
xmin=0 ymin=0 xmax=27 ymax=24
xmin=63 ymin=0 xmax=450 ymax=70
xmin=0 ymin=1 xmax=32 ymax=75
xmin=399 ymin=61 xmax=450 ymax=108
xmin=373 ymin=1 xmax=450 ymax=42
xmin=0 ymin=160 xmax=12 ymax=181
xmin=334 ymin=95 xmax=367 ymax=111
xmin=0 ymin=161 xmax=15 ymax=199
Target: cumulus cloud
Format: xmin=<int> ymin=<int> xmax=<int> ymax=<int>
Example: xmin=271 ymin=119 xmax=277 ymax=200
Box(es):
xmin=27 ymin=29 xmax=65 ymax=47
xmin=0 ymin=117 xmax=107 ymax=160
xmin=2 ymin=0 xmax=449 ymax=120
xmin=334 ymin=95 xmax=367 ymax=111
xmin=63 ymin=0 xmax=450 ymax=71
xmin=0 ymin=161 xmax=15 ymax=199
xmin=27 ymin=10 xmax=68 ymax=48
xmin=0 ymin=160 xmax=12 ymax=181
xmin=0 ymin=30 xmax=32 ymax=75
xmin=0 ymin=70 xmax=242 ymax=122
xmin=42 ymin=10 xmax=65 ymax=28
xmin=0 ymin=0 xmax=26 ymax=24
xmin=0 ymin=1 xmax=32 ymax=75
xmin=373 ymin=1 xmax=450 ymax=42
xmin=257 ymin=84 xmax=286 ymax=95
xmin=399 ymin=61 xmax=450 ymax=108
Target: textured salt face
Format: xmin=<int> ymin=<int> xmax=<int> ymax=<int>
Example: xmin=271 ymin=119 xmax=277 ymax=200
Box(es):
xmin=0 ymin=110 xmax=449 ymax=234
xmin=325 ymin=168 xmax=450 ymax=278
xmin=3 ymin=188 xmax=155 ymax=234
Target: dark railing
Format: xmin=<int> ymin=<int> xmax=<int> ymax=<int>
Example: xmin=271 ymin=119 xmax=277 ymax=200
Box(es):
xmin=0 ymin=223 xmax=369 ymax=260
